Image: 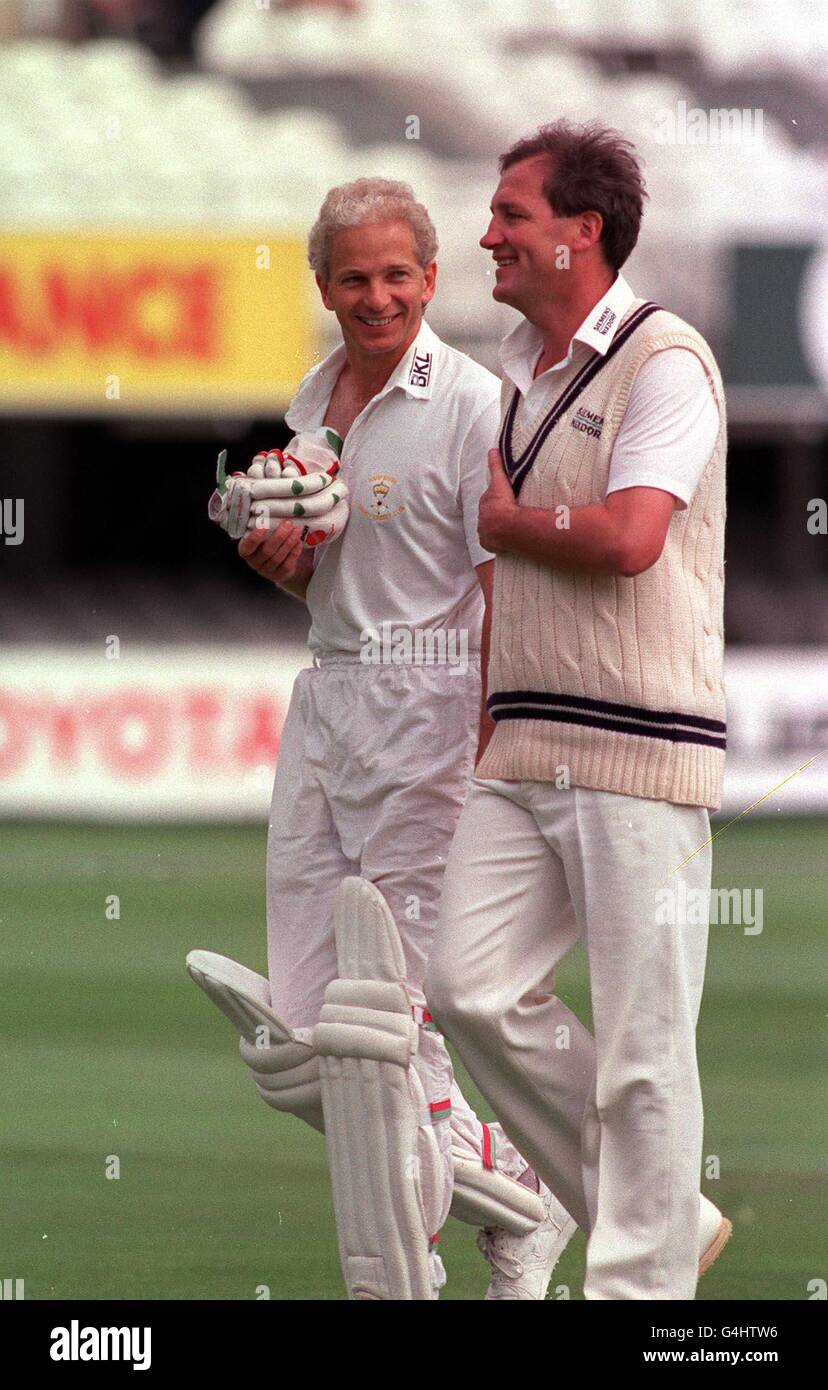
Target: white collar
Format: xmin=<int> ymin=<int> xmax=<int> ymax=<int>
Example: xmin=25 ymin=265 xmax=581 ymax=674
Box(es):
xmin=286 ymin=317 xmax=440 ymax=429
xmin=499 ymin=273 xmax=636 ymax=393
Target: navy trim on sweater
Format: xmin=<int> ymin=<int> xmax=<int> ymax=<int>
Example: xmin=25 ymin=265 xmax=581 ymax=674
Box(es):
xmin=487 ymin=689 xmax=727 ymax=751
xmin=499 ymin=301 xmax=663 ymax=498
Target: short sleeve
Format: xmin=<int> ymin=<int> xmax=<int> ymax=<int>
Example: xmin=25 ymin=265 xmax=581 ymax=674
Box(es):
xmin=606 ymin=348 xmax=720 ymax=510
xmin=459 ymin=396 xmax=500 ymax=566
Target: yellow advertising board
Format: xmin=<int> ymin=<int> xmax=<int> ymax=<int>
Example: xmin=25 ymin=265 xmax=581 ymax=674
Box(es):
xmin=0 ymin=231 xmax=315 ymax=413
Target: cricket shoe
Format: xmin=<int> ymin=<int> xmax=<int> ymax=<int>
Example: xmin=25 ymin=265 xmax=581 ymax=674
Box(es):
xmin=478 ymin=1183 xmax=577 ymax=1300
xmin=698 ymin=1194 xmax=732 ymax=1276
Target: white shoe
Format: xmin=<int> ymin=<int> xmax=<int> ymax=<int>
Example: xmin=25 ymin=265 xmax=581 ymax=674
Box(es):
xmin=478 ymin=1184 xmax=577 ymax=1301
xmin=478 ymin=1189 xmax=728 ymax=1297
xmin=698 ymin=1194 xmax=732 ymax=1276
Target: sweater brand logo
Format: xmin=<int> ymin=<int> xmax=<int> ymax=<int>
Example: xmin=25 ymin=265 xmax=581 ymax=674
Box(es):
xmin=592 ymin=307 xmax=616 ymax=335
xmin=409 ymin=351 xmax=432 ymax=388
xmin=571 ymin=408 xmax=604 ymax=438
xmin=359 ymin=473 xmax=405 ymax=521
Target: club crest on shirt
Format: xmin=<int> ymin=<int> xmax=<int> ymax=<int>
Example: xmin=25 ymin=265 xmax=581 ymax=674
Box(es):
xmin=359 ymin=473 xmax=406 ymax=521
xmin=571 ymin=407 xmax=604 ymax=438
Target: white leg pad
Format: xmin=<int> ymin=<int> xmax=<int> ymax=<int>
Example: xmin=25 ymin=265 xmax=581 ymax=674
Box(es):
xmin=313 ymin=878 xmax=449 ymax=1300
xmin=186 ymin=949 xmax=323 ymax=1131
xmin=450 ymin=1152 xmax=545 ymax=1235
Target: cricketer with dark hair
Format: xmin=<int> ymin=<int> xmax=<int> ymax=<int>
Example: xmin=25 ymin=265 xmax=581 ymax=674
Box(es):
xmin=427 ymin=121 xmax=731 ymax=1300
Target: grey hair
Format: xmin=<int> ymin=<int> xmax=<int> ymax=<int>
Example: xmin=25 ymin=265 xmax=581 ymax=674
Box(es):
xmin=308 ymin=177 xmax=438 ymax=280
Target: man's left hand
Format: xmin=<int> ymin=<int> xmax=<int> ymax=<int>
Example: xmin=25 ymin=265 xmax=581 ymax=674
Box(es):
xmin=478 ymin=448 xmax=518 ymax=553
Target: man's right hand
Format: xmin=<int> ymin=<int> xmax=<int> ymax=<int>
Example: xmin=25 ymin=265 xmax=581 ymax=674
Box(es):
xmin=238 ymin=522 xmax=314 ymax=600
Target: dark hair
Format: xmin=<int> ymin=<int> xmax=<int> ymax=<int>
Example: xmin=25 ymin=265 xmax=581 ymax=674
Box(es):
xmin=499 ymin=120 xmax=647 ymax=272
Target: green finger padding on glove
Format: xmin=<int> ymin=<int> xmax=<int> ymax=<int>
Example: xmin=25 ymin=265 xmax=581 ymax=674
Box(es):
xmin=209 ymin=427 xmax=349 ymax=548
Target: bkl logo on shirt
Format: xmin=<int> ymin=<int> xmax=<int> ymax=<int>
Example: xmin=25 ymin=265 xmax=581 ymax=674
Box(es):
xmin=408 ymin=351 xmax=432 ymax=389
xmin=571 ymin=407 xmax=604 ymax=438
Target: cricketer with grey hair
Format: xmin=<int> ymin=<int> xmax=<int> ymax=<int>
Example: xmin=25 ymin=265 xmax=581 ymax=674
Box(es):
xmin=187 ymin=176 xmax=578 ymax=1300
xmin=307 ymin=177 xmax=438 ymax=281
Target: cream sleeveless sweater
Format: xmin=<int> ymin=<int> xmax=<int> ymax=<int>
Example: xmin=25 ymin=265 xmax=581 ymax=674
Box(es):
xmin=477 ymin=298 xmax=727 ymax=810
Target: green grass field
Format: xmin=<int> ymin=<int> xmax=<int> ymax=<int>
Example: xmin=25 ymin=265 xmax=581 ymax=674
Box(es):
xmin=2 ymin=818 xmax=825 ymax=1301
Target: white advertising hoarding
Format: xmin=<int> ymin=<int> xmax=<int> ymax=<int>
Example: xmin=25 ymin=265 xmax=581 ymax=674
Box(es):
xmin=0 ymin=643 xmax=310 ymax=821
xmin=718 ymin=649 xmax=828 ymax=815
xmin=0 ymin=645 xmax=826 ymax=819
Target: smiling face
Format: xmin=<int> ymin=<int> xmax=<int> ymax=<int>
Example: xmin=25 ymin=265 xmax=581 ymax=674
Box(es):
xmin=480 ymin=155 xmax=589 ymax=318
xmin=317 ymin=219 xmax=436 ymax=365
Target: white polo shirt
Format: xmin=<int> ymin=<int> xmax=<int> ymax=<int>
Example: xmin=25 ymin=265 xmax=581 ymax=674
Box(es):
xmin=499 ymin=273 xmax=720 ymax=510
xmin=285 ymin=318 xmax=499 ymax=657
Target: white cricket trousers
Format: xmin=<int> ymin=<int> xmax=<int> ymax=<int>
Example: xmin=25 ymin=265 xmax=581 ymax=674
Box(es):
xmin=426 ymin=777 xmax=712 ymax=1299
xmin=267 ymin=658 xmax=533 ymax=1192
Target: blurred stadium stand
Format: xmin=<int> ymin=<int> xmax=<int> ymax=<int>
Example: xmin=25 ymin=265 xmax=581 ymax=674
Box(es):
xmin=0 ymin=0 xmax=827 ymax=648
